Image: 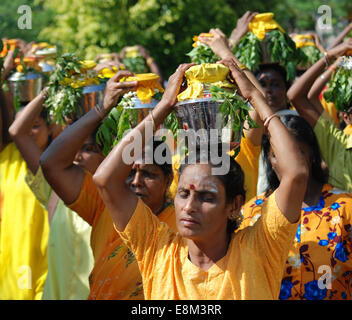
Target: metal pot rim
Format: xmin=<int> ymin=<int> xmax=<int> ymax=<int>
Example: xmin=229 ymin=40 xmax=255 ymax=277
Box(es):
xmin=175 ymin=98 xmax=224 ymax=106
xmin=8 ymin=71 xmax=42 ymax=81
xmin=82 ymin=83 xmax=106 ymax=94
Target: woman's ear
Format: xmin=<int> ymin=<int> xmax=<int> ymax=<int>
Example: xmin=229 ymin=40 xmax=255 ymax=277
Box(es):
xmin=227 ymin=194 xmax=244 ymax=220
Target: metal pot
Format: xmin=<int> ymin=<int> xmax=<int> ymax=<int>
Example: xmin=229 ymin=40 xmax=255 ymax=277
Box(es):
xmin=8 ymin=71 xmax=43 ymax=103
xmin=174 ymin=98 xmax=243 ymax=146
xmin=124 ymin=97 xmax=159 ymax=123
xmin=76 ymin=82 xmax=106 ymax=118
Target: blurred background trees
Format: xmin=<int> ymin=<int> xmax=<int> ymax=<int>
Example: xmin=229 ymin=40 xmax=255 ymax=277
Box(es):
xmin=1 ymin=0 xmax=351 ymax=78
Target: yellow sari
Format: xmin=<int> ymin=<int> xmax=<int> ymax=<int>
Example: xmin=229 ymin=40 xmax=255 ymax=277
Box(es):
xmin=0 ymin=143 xmax=49 ymax=299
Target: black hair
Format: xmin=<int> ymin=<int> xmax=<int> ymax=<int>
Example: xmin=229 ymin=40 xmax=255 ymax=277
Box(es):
xmin=178 ymin=143 xmax=245 ymax=234
xmin=254 ymin=63 xmax=291 ymax=90
xmin=144 ymin=136 xmax=173 ymax=178
xmin=262 ymin=114 xmax=328 ymax=196
xmin=0 ymin=90 xmax=13 ymax=147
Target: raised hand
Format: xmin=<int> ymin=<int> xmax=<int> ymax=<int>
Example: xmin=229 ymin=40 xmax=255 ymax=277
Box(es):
xmin=229 ymin=11 xmax=258 ymax=48
xmin=327 ymin=38 xmax=352 ymax=60
xmin=198 ymin=28 xmax=233 ymax=60
xmin=160 ymin=63 xmax=195 ymax=108
xmin=102 ymin=71 xmax=138 ymax=114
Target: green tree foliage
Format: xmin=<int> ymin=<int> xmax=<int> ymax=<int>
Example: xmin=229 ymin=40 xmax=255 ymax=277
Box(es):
xmin=0 ymin=0 xmax=53 ymax=42
xmin=1 ymin=0 xmax=351 ymax=78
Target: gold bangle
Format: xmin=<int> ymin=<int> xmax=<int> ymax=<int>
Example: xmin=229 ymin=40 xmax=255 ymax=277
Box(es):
xmin=238 ymin=63 xmax=248 ymax=70
xmin=41 ymin=89 xmax=49 ymax=100
xmin=94 ymin=105 xmax=105 ymax=121
xmin=149 ymin=109 xmax=156 ymax=132
xmin=324 ymin=52 xmax=330 ymax=67
xmin=263 ymin=113 xmax=280 ymax=128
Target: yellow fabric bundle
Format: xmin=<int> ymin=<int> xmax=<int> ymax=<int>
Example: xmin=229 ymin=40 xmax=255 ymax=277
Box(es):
xmin=177 ymin=63 xmax=236 ymax=101
xmin=125 ymin=73 xmax=164 ymax=103
xmin=292 ymin=34 xmax=316 ymax=48
xmin=248 ymin=12 xmax=285 ymax=40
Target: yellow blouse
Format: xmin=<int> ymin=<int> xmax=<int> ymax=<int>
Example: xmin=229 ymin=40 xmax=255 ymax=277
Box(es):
xmin=117 ymin=191 xmax=299 ymax=299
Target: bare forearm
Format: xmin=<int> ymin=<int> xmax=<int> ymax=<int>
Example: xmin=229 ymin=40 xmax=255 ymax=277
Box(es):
xmin=287 ymin=58 xmax=326 ymax=101
xmin=41 ymin=108 xmax=101 ymax=170
xmin=327 ymin=24 xmax=352 ymax=50
xmin=94 ymin=100 xmax=171 ymax=187
xmin=9 ymin=92 xmax=46 ymax=137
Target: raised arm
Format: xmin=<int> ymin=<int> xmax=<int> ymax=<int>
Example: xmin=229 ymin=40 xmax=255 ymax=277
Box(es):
xmin=40 ymin=71 xmax=137 ymax=205
xmin=327 ymin=23 xmax=352 ymax=50
xmin=199 ymin=29 xmax=265 ymax=146
xmin=136 ymin=45 xmax=164 ymax=85
xmin=9 ymin=88 xmax=48 ymax=173
xmin=1 ymin=49 xmax=16 ymax=86
xmin=287 ymin=40 xmax=352 ymax=127
xmin=222 ymin=59 xmax=308 ymax=223
xmin=307 ymin=56 xmax=343 ymax=111
xmin=228 ymin=11 xmax=258 ymax=49
xmin=93 ymin=63 xmax=194 ymax=231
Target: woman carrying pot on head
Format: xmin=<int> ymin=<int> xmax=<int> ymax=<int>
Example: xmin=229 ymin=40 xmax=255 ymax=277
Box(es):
xmin=287 ymin=40 xmax=352 ymax=193
xmin=39 ymin=70 xmax=177 ymax=300
xmin=239 ymin=114 xmax=352 ymax=300
xmin=0 ymin=50 xmax=52 ymax=299
xmin=8 ymin=87 xmax=106 ymax=299
xmin=92 ymin=60 xmax=308 ymax=300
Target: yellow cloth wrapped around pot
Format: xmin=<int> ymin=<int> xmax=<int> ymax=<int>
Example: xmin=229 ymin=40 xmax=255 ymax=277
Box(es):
xmin=292 ymin=34 xmax=316 ymax=48
xmin=249 ymin=13 xmax=285 ymax=40
xmin=125 ymin=73 xmax=164 ymax=103
xmin=177 ymin=63 xmax=236 ymax=101
xmin=80 ymin=60 xmax=97 ymax=70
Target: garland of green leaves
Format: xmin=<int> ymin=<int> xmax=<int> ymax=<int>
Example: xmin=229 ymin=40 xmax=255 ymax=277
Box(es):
xmin=297 ymin=45 xmax=323 ymax=69
xmin=187 ymin=44 xmax=219 ymax=64
xmin=233 ymin=30 xmax=304 ymax=81
xmin=96 ymin=91 xmax=150 ymax=156
xmin=45 ymin=53 xmax=84 ymax=125
xmin=323 ymin=57 xmax=352 ymax=112
xmin=122 ymin=55 xmax=149 ymax=73
xmin=210 ymin=85 xmax=258 ymax=132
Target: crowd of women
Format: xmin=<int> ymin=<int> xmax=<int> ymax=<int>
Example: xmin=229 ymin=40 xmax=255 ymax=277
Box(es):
xmin=0 ymin=11 xmax=352 ymax=300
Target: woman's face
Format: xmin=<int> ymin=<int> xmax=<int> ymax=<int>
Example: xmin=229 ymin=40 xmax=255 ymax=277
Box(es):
xmin=73 ymin=136 xmax=105 ymax=174
xmin=257 ymin=69 xmax=288 ymax=112
xmin=174 ymin=163 xmax=232 ymax=241
xmin=270 ymin=140 xmax=312 ymax=181
xmin=126 ymin=162 xmax=171 ymax=214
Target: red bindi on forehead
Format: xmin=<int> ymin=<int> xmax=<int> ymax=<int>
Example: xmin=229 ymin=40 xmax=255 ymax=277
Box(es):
xmin=189 ymin=184 xmax=195 ymax=190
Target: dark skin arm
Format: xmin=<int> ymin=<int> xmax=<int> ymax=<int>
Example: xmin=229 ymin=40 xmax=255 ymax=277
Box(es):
xmin=287 ymin=40 xmax=352 ymax=127
xmin=93 ymin=63 xmax=194 ymax=231
xmin=40 ymin=71 xmax=137 ymax=205
xmin=221 ymin=59 xmax=308 ymax=223
xmin=327 ymin=23 xmax=352 ymax=50
xmin=9 ymin=88 xmax=48 ymax=174
xmin=228 ymin=11 xmax=258 ymax=49
xmin=307 ymin=56 xmax=342 ymax=111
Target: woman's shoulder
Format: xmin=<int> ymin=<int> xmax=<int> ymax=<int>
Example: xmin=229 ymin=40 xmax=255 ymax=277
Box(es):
xmin=322 ymin=184 xmax=352 ymax=203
